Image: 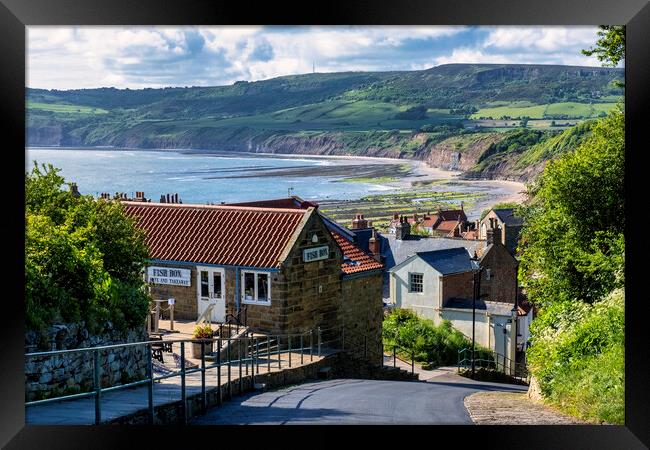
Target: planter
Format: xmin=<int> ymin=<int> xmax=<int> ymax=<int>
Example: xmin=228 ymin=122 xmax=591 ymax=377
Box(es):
xmin=191 ymin=340 xmax=214 ymax=359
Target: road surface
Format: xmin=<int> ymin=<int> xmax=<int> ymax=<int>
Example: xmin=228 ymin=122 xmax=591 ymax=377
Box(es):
xmin=191 ymin=372 xmax=527 ymax=425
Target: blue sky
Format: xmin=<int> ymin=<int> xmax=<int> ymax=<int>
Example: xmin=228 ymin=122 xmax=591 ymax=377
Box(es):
xmin=27 ymin=26 xmax=611 ymax=90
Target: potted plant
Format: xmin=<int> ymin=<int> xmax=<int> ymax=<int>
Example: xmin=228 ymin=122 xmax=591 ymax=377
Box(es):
xmin=191 ymin=325 xmax=214 ymax=359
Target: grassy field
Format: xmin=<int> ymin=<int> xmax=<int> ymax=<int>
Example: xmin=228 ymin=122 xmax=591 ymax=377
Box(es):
xmin=470 ymin=102 xmax=618 ymax=120
xmin=28 ymin=102 xmax=109 ymax=115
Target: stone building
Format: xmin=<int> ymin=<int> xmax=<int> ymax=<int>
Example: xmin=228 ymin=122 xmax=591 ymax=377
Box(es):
xmin=122 ymin=197 xmax=384 ymax=360
xmin=478 ymin=208 xmax=523 ymax=255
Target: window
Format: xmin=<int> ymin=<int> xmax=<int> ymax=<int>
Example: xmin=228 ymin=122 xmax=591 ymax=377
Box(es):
xmin=485 ymin=268 xmax=492 ymax=280
xmin=241 ymin=271 xmax=272 ymax=305
xmin=409 ymin=273 xmax=423 ymax=293
xmin=200 ymin=270 xmax=209 ymax=297
xmin=213 ymin=272 xmax=222 ymax=298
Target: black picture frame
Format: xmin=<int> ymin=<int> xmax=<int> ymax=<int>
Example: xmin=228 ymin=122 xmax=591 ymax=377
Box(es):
xmin=2 ymin=0 xmax=648 ymax=447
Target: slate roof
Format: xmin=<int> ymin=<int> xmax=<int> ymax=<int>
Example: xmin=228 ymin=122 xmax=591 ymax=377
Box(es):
xmin=493 ymin=209 xmax=524 ymax=227
xmin=415 ymin=247 xmax=477 ymax=275
xmin=123 ymin=202 xmax=309 ymax=268
xmin=380 ymin=234 xmax=487 ymax=271
xmin=444 ymin=299 xmax=515 ymax=316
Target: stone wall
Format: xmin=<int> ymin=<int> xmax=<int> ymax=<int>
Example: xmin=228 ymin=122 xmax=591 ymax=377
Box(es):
xmin=149 ymin=264 xmax=199 ymax=320
xmin=340 ymin=272 xmax=384 ymax=365
xmin=25 ymin=323 xmax=148 ymax=401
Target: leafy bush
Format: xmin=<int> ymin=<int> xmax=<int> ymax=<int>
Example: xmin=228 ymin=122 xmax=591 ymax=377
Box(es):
xmin=193 ymin=325 xmax=214 ymax=339
xmin=526 ymin=289 xmax=624 ymax=424
xmin=382 ymin=308 xmax=492 ymax=367
xmin=25 ymin=162 xmax=150 ymax=334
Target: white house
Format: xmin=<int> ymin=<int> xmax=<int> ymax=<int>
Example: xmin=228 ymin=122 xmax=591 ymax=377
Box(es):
xmin=389 ymin=247 xmax=517 ymax=367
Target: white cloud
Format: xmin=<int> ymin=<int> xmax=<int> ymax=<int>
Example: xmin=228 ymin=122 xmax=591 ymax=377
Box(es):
xmin=434 ymin=48 xmax=512 ymax=65
xmin=26 ymin=25 xmax=612 ymax=90
xmin=482 ymin=26 xmax=598 ymax=53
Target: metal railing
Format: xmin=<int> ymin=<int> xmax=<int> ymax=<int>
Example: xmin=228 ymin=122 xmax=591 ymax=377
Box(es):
xmin=457 ymin=348 xmax=529 ymax=383
xmin=25 ymin=325 xmax=332 ymax=425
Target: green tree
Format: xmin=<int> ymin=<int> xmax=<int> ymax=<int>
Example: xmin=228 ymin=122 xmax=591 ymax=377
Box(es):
xmin=582 ymin=25 xmax=625 ymax=88
xmin=25 ymin=162 xmax=150 ymax=333
xmin=518 ymin=108 xmax=624 ymax=308
xmin=582 ymin=25 xmax=625 ymax=67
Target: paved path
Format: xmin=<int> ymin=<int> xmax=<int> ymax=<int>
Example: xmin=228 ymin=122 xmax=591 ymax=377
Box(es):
xmin=464 ymin=392 xmax=586 ymax=425
xmin=26 ymin=350 xmax=326 ymax=425
xmin=191 ymin=375 xmax=527 ymax=425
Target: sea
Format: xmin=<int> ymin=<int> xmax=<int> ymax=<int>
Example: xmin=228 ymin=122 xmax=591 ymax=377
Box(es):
xmin=26 ymin=147 xmax=396 ymax=204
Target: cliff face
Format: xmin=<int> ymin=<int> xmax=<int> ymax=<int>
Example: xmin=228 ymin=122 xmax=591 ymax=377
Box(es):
xmin=25 ymin=126 xmax=559 ymax=183
xmin=427 ymin=133 xmax=505 ymax=171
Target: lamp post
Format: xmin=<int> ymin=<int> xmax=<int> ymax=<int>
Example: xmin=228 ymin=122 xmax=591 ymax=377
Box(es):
xmin=471 ymin=266 xmax=483 ymax=380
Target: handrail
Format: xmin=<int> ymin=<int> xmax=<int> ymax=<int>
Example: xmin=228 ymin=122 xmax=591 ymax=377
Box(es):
xmin=457 ymin=347 xmax=529 ymax=381
xmin=25 ymin=324 xmax=332 ymax=424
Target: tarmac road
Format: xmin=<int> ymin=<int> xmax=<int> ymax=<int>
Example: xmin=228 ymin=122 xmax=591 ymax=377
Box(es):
xmin=191 ymin=373 xmax=527 ymax=425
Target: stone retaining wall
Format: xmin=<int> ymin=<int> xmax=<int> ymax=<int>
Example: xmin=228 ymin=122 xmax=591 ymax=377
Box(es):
xmin=25 ymin=323 xmax=148 ymax=401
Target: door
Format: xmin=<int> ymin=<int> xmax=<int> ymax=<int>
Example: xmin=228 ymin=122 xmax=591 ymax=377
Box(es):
xmin=197 ymin=267 xmax=226 ymax=322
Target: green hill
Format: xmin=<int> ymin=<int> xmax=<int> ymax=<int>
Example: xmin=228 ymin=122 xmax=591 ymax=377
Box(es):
xmin=26 ymin=63 xmax=622 ymax=180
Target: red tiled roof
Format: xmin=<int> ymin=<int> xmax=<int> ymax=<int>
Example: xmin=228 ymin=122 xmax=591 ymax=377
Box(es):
xmin=438 ymin=209 xmax=467 ymax=222
xmin=421 ymin=215 xmax=440 ymax=228
xmin=122 ymin=202 xmax=309 ymax=268
xmin=330 ymin=230 xmax=384 ymax=275
xmin=435 ymin=219 xmax=461 ymax=232
xmin=461 ymin=230 xmax=479 ymax=240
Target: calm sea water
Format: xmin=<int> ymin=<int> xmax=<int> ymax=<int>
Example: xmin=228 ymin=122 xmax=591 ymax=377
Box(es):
xmin=26 ymin=148 xmax=394 ymax=203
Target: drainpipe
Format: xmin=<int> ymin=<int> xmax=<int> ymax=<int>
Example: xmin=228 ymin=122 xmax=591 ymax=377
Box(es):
xmin=235 ymin=267 xmax=240 ymax=316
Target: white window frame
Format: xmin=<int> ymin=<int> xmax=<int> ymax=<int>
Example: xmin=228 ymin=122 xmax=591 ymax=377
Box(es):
xmin=196 ymin=266 xmax=226 ymax=301
xmin=408 ymin=272 xmax=424 ymax=294
xmin=241 ymin=270 xmax=272 ymax=306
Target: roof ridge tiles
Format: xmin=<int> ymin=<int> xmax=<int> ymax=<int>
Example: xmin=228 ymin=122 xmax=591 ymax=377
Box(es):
xmin=122 ymin=201 xmax=307 ymax=214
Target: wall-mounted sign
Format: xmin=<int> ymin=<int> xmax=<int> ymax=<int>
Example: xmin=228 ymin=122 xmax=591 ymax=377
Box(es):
xmin=303 ymin=245 xmax=329 ymax=263
xmin=147 ymin=266 xmax=191 ymax=286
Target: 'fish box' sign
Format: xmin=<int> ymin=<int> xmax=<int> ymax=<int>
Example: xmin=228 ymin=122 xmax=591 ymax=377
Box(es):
xmin=147 ymin=266 xmax=191 ymax=286
xmin=303 ymin=245 xmax=329 ymax=263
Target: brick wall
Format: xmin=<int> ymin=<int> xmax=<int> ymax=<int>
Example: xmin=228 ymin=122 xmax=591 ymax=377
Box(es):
xmin=441 ymin=271 xmax=475 ymax=303
xmin=479 ymin=244 xmax=518 ymax=304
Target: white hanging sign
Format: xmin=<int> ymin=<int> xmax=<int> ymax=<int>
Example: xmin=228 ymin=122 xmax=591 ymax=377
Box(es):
xmin=147 ymin=266 xmax=191 ymax=286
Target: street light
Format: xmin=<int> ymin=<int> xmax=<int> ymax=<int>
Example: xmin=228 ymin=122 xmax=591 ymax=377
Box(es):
xmin=471 ymin=266 xmax=484 ymax=380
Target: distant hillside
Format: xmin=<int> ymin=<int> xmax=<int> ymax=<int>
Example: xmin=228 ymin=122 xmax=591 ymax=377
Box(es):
xmin=26 ymin=63 xmax=622 ymax=181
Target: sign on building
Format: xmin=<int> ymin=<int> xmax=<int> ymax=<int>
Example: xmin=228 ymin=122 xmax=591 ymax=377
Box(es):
xmin=303 ymin=245 xmax=329 ymax=263
xmin=147 ymin=266 xmax=191 ymax=286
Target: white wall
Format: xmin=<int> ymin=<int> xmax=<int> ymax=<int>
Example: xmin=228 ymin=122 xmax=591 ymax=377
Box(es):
xmin=390 ymin=258 xmax=442 ymax=321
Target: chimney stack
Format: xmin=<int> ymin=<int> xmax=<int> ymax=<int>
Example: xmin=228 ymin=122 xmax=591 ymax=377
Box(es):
xmin=351 ymin=213 xmax=368 ymax=230
xmin=395 ymin=215 xmax=411 ymax=241
xmin=368 ymin=229 xmax=381 ymax=261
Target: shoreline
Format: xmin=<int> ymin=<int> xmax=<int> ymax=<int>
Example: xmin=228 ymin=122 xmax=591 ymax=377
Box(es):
xmin=28 ymin=146 xmax=527 ymax=212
